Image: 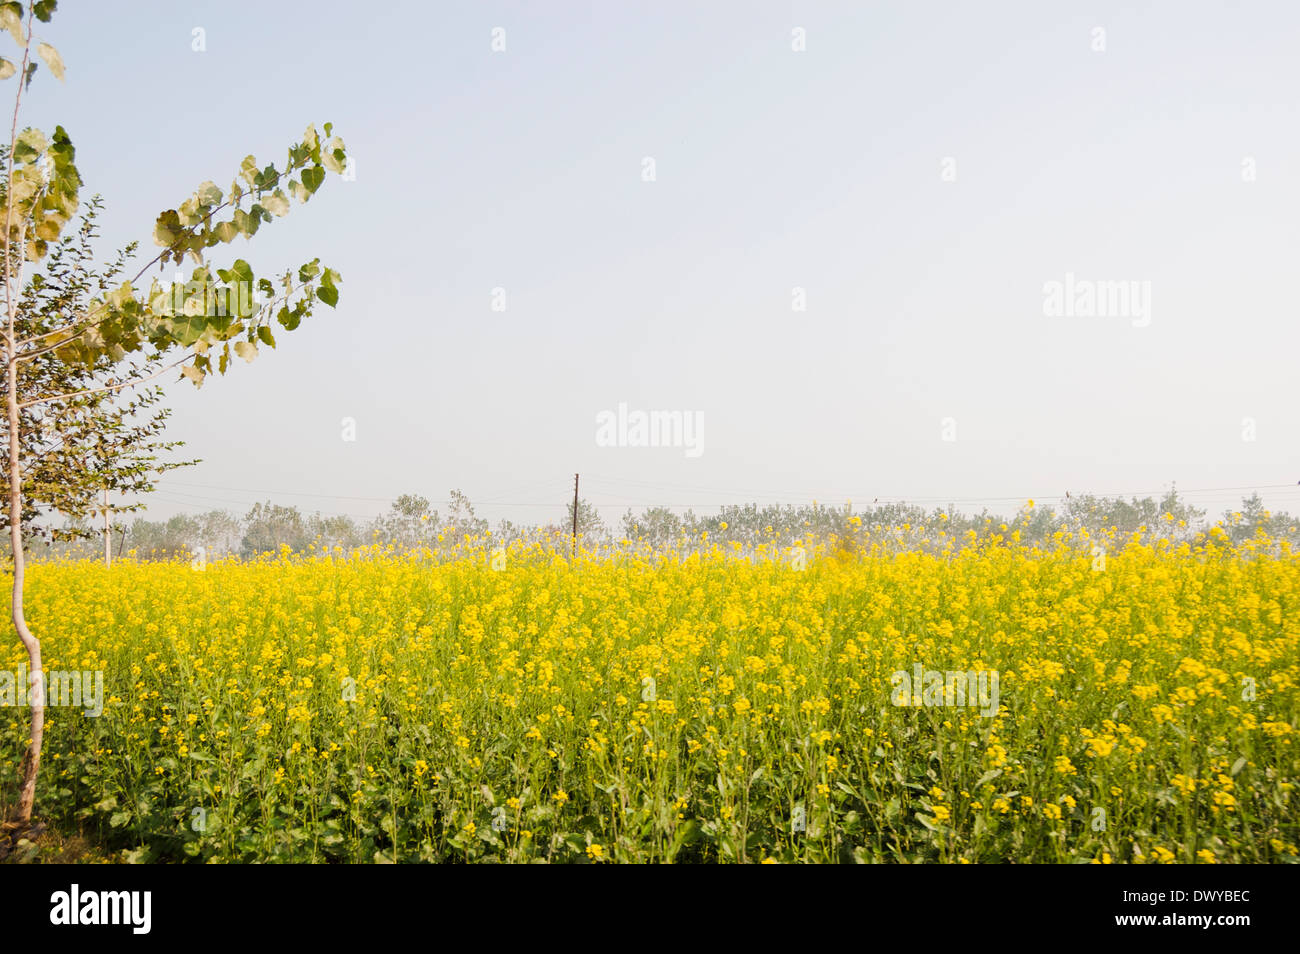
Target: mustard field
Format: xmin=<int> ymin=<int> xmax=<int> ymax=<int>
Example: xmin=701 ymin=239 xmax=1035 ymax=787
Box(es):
xmin=2 ymin=528 xmax=1297 ymax=863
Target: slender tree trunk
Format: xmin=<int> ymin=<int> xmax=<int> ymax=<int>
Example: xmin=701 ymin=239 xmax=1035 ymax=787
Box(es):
xmin=0 ymin=5 xmax=40 ymax=831
xmin=7 ymin=352 xmax=40 ymax=827
xmin=2 ymin=4 xmax=40 ymax=828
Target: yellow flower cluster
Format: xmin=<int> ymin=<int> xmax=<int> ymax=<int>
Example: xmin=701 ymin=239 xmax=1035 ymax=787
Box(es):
xmin=1 ymin=526 xmax=1296 ymax=863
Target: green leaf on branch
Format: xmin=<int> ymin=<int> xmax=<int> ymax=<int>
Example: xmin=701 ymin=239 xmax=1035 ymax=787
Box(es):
xmin=228 ymin=258 xmax=254 ymax=287
xmin=317 ymin=267 xmax=340 ymax=307
xmin=154 ymin=209 xmax=181 ymax=247
xmin=174 ymin=314 xmax=206 ymax=345
xmin=196 ymin=180 xmax=222 ymax=205
xmin=36 ymin=42 xmax=64 ymax=81
xmin=232 ymin=207 xmax=257 ymax=237
xmin=33 ymin=1 xmax=57 ymax=23
xmin=34 ymin=217 xmax=60 ymax=241
xmin=321 ymin=139 xmax=346 ymax=174
xmin=263 ymin=190 xmax=289 ymax=217
xmin=239 ymin=155 xmax=258 ymax=187
xmin=257 ymin=325 xmax=276 ymax=348
xmin=301 ymin=166 xmax=324 ymax=194
xmin=0 ymin=3 xmax=24 ymax=46
xmin=13 ymin=127 xmax=46 ymax=161
xmin=254 ymin=163 xmax=278 ymax=190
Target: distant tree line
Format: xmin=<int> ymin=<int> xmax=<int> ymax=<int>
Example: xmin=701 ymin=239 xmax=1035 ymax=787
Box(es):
xmin=17 ymin=486 xmax=1298 ymax=562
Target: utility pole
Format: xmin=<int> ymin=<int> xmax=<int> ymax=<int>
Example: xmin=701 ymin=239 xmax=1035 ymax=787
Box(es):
xmin=102 ymin=487 xmax=111 ymax=568
xmin=572 ymin=473 xmax=579 ymax=557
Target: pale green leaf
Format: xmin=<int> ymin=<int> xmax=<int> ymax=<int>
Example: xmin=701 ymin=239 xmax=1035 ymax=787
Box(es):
xmin=321 ymin=138 xmax=346 ymax=174
xmin=13 ymin=127 xmax=46 ymax=161
xmin=239 ymin=155 xmax=258 ymax=187
xmin=0 ymin=4 xmax=23 ymax=47
xmin=196 ymin=180 xmax=222 ymax=205
xmin=36 ymin=42 xmax=64 ymax=81
xmin=263 ymin=190 xmax=289 ymax=216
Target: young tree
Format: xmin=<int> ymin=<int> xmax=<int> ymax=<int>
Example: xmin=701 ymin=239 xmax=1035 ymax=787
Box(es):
xmin=124 ymin=511 xmax=202 ymax=561
xmin=308 ymin=512 xmax=361 ymax=553
xmin=1223 ymin=493 xmax=1297 ymax=546
xmin=1 ymin=1 xmax=348 ymax=830
xmin=373 ymin=492 xmax=436 ymax=548
xmin=566 ymin=496 xmax=607 ymax=543
xmin=196 ymin=508 xmax=243 ymax=558
xmin=0 ymin=196 xmax=195 ymax=553
xmin=445 ymin=488 xmax=488 ymax=540
xmin=239 ymin=501 xmax=309 ymax=558
xmin=621 ymin=505 xmax=683 ymax=547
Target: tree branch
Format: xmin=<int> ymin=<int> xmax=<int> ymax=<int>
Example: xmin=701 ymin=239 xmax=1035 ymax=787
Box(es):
xmin=13 ymin=157 xmax=316 ymax=352
xmin=19 ymin=349 xmax=194 ymax=409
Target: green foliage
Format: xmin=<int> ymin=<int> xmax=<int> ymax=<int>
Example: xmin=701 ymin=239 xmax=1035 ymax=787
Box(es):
xmin=0 ymin=3 xmax=348 ymax=390
xmin=0 ymin=0 xmax=347 ymax=537
xmin=0 ymin=197 xmax=194 ymax=541
xmin=239 ymin=501 xmax=311 ymax=559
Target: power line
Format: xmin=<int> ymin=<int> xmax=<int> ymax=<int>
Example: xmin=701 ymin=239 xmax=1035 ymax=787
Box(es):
xmin=137 ymin=477 xmax=1300 ymax=517
xmin=152 ymin=481 xmax=572 ymax=509
xmin=586 ymin=475 xmax=1299 ymax=506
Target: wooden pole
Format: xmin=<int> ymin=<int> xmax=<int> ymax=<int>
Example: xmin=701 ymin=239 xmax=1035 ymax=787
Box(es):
xmin=572 ymin=473 xmax=579 ymax=558
xmin=102 ymin=487 xmax=111 ymax=568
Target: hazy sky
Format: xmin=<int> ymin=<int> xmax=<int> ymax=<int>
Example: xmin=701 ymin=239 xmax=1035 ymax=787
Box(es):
xmin=22 ymin=0 xmax=1300 ymax=529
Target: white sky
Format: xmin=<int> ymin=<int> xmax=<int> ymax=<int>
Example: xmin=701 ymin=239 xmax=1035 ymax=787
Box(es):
xmin=23 ymin=1 xmax=1300 ymax=528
